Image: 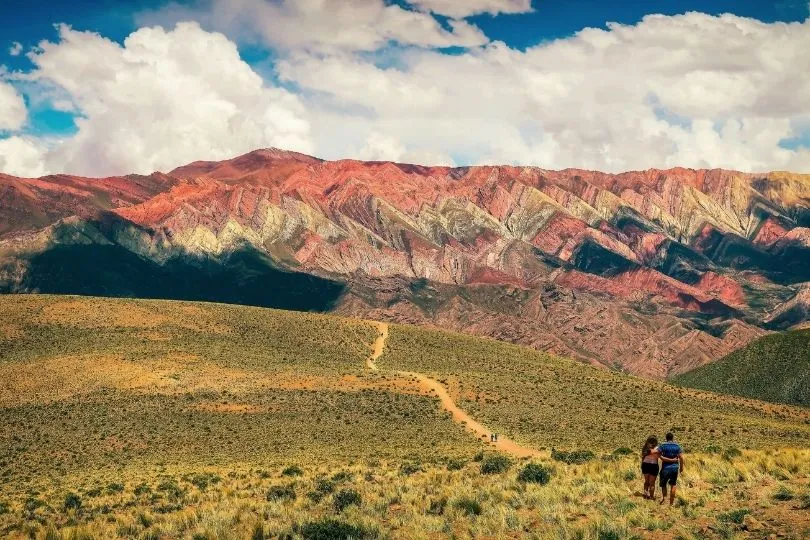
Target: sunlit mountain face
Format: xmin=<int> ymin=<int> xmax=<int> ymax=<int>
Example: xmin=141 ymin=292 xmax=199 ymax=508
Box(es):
xmin=3 ymin=148 xmax=809 ymax=378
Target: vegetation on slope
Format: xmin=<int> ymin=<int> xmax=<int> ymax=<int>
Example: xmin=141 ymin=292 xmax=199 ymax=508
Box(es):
xmin=2 ymin=295 xmax=810 ymax=538
xmin=674 ymin=329 xmax=810 ymax=407
xmin=379 ymin=324 xmax=810 ymax=450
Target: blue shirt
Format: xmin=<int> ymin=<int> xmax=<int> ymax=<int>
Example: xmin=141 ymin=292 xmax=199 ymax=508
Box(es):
xmin=658 ymin=442 xmax=682 ymax=470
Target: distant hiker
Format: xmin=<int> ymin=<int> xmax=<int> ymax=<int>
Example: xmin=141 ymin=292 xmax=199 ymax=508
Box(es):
xmin=658 ymin=432 xmax=684 ymax=506
xmin=640 ymin=436 xmax=660 ymax=500
xmin=493 ymin=433 xmax=499 ymax=442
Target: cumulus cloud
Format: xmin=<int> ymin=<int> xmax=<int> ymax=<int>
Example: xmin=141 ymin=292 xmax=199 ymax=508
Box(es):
xmin=9 ymin=42 xmax=23 ymax=56
xmin=407 ymin=0 xmax=532 ymax=18
xmin=277 ymin=12 xmax=810 ymax=172
xmin=0 ymin=81 xmax=27 ymax=131
xmin=138 ymin=0 xmax=488 ymax=52
xmin=1 ymin=22 xmax=312 ymax=177
xmin=0 ymin=137 xmax=47 ymax=177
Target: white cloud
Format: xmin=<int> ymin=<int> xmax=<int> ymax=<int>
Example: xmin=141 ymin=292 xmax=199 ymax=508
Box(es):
xmin=138 ymin=0 xmax=488 ymax=53
xmin=9 ymin=42 xmax=23 ymax=56
xmin=0 ymin=136 xmax=46 ymax=177
xmin=1 ymin=22 xmax=313 ymax=177
xmin=407 ymin=0 xmax=532 ymax=18
xmin=0 ymin=81 xmax=27 ymax=131
xmin=277 ymin=12 xmax=810 ymax=172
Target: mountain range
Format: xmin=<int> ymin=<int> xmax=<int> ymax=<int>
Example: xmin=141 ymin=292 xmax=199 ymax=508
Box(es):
xmin=2 ymin=148 xmax=810 ymax=379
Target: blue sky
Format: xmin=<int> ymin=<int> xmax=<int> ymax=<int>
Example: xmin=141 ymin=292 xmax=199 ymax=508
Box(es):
xmin=1 ymin=1 xmax=810 ymax=176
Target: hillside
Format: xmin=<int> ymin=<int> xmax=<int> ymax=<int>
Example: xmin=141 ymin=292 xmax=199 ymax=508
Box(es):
xmin=675 ymin=329 xmax=810 ymax=407
xmin=3 ymin=148 xmax=810 ymax=378
xmin=2 ymin=295 xmax=810 ymax=538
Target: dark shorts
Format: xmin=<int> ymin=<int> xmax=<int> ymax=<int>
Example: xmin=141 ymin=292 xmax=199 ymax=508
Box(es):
xmin=641 ymin=462 xmax=659 ymax=476
xmin=659 ymin=467 xmax=678 ymax=487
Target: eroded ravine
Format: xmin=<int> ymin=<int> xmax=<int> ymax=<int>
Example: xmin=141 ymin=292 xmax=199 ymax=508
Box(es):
xmin=366 ymin=321 xmax=541 ymax=458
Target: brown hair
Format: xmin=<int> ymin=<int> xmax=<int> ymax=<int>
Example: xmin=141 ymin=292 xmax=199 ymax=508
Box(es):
xmin=642 ymin=436 xmax=658 ymax=457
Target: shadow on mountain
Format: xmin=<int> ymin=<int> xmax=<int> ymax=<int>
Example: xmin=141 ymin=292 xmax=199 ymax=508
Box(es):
xmin=17 ymin=243 xmax=346 ymax=312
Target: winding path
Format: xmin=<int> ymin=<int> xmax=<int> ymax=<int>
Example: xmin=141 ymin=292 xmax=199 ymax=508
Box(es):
xmin=366 ymin=321 xmax=541 ymax=458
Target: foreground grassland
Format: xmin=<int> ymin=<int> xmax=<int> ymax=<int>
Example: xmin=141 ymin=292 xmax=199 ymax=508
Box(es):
xmin=1 ymin=294 xmax=810 ymax=538
xmin=380 ymin=324 xmax=810 ymax=451
xmin=675 ymin=329 xmax=810 ymax=407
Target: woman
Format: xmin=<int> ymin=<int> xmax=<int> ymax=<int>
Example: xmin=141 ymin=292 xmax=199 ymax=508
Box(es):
xmin=641 ymin=436 xmax=660 ymax=500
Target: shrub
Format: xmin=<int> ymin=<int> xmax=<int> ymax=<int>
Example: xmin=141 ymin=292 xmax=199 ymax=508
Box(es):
xmin=106 ymin=482 xmax=125 ymax=494
xmin=472 ymin=451 xmax=484 ymax=462
xmin=400 ymin=462 xmax=422 ymax=476
xmin=0 ymin=502 xmax=9 ymax=515
xmin=517 ymin=463 xmax=551 ymax=485
xmin=188 ymin=473 xmax=221 ymax=490
xmin=331 ymin=471 xmax=353 ymax=483
xmin=454 ymin=497 xmax=482 ymax=516
xmin=551 ymin=449 xmax=595 ymax=465
xmin=251 ymin=523 xmax=267 ymax=540
xmin=799 ymin=493 xmax=810 ymax=510
xmin=719 ymin=508 xmax=749 ymax=525
xmin=64 ymin=492 xmax=82 ymax=510
xmin=157 ymin=479 xmax=184 ymax=501
xmin=704 ymin=444 xmax=722 ymax=454
xmin=722 ymin=447 xmax=743 ymax=460
xmin=85 ymin=487 xmax=102 ymax=497
xmin=315 ymin=478 xmax=336 ymax=494
xmin=447 ymin=458 xmax=466 ymax=471
xmin=267 ymin=485 xmax=297 ymax=502
xmin=612 ymin=447 xmax=633 ymax=456
xmin=772 ymin=486 xmax=794 ymax=501
xmin=296 ymin=518 xmax=372 ymax=540
xmin=480 ymin=455 xmax=511 ymax=474
xmin=333 ymin=489 xmax=362 ymax=512
xmin=282 ymin=465 xmax=304 ymax=477
xmin=427 ymin=497 xmax=447 ymax=515
xmin=134 ymin=483 xmax=152 ymax=496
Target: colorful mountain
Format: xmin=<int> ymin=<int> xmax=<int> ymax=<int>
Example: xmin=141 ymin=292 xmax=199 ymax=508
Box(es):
xmin=2 ymin=148 xmax=810 ymax=378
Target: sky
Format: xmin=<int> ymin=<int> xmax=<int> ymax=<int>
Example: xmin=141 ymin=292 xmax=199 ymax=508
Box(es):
xmin=1 ymin=0 xmax=810 ymax=177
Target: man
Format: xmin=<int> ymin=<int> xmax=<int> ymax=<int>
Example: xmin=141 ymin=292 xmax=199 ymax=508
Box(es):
xmin=658 ymin=432 xmax=684 ymax=506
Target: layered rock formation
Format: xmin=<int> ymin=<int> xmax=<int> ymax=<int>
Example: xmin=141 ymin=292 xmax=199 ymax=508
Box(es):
xmin=2 ymin=148 xmax=809 ymax=378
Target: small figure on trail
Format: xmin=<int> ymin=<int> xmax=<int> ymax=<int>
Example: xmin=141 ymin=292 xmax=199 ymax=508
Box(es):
xmin=493 ymin=433 xmax=499 ymax=442
xmin=490 ymin=433 xmax=495 ymax=442
xmin=640 ymin=436 xmax=660 ymax=500
xmin=658 ymin=432 xmax=684 ymax=506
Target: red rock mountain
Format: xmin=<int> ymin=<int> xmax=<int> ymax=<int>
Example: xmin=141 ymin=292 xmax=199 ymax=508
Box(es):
xmin=3 ymin=148 xmax=810 ymax=379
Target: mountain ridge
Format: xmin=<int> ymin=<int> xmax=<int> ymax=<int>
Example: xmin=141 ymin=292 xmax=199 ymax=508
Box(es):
xmin=2 ymin=148 xmax=809 ymax=378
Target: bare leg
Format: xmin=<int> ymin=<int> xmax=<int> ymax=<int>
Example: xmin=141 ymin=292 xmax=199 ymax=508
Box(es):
xmin=648 ymin=477 xmax=655 ymax=501
xmin=669 ymin=485 xmax=676 ymax=505
xmin=660 ymin=484 xmax=667 ymax=505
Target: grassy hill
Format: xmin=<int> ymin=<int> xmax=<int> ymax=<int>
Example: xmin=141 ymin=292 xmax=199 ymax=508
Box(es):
xmin=674 ymin=329 xmax=810 ymax=407
xmin=1 ymin=294 xmax=809 ymax=539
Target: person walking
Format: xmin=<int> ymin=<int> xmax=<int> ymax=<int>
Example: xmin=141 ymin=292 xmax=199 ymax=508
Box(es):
xmin=658 ymin=432 xmax=684 ymax=506
xmin=640 ymin=436 xmax=660 ymax=500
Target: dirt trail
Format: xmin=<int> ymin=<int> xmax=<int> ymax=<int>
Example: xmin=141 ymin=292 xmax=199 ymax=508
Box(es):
xmin=366 ymin=322 xmax=388 ymax=371
xmin=366 ymin=321 xmax=541 ymax=459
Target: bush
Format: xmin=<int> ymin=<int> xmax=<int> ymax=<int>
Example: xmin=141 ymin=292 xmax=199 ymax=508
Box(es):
xmin=722 ymin=447 xmax=743 ymax=460
xmin=315 ymin=478 xmax=336 ymax=494
xmin=64 ymin=492 xmax=82 ymax=511
xmin=454 ymin=497 xmax=482 ymax=516
xmin=282 ymin=465 xmax=304 ymax=477
xmin=551 ymin=449 xmax=595 ymax=465
xmin=333 ymin=489 xmax=362 ymax=512
xmin=106 ymin=482 xmax=125 ymax=494
xmin=400 ymin=462 xmax=422 ymax=476
xmin=0 ymin=502 xmax=9 ymax=515
xmin=480 ymin=455 xmax=511 ymax=474
xmin=719 ymin=508 xmax=750 ymax=525
xmin=447 ymin=458 xmax=466 ymax=471
xmin=612 ymin=447 xmax=633 ymax=456
xmin=799 ymin=493 xmax=810 ymax=510
xmin=472 ymin=451 xmax=485 ymax=462
xmin=134 ymin=483 xmax=152 ymax=496
xmin=427 ymin=497 xmax=447 ymax=515
xmin=773 ymin=486 xmax=794 ymax=501
xmin=267 ymin=485 xmax=297 ymax=502
xmin=704 ymin=444 xmax=722 ymax=454
xmin=251 ymin=523 xmax=267 ymax=540
xmin=517 ymin=463 xmax=551 ymax=485
xmin=157 ymin=479 xmax=184 ymax=501
xmin=187 ymin=473 xmax=221 ymax=490
xmin=296 ymin=519 xmax=372 ymax=540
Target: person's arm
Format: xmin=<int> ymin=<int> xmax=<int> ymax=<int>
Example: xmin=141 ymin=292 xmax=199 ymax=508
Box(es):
xmin=678 ymin=453 xmax=684 ymax=472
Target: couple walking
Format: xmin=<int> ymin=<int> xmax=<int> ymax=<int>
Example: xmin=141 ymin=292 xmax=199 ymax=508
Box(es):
xmin=640 ymin=432 xmax=684 ymax=505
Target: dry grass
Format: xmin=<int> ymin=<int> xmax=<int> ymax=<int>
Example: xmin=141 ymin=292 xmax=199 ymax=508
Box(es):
xmin=1 ymin=294 xmax=809 ymax=539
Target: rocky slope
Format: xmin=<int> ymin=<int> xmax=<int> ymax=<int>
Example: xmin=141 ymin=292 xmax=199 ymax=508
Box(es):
xmin=2 ymin=148 xmax=810 ymax=378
